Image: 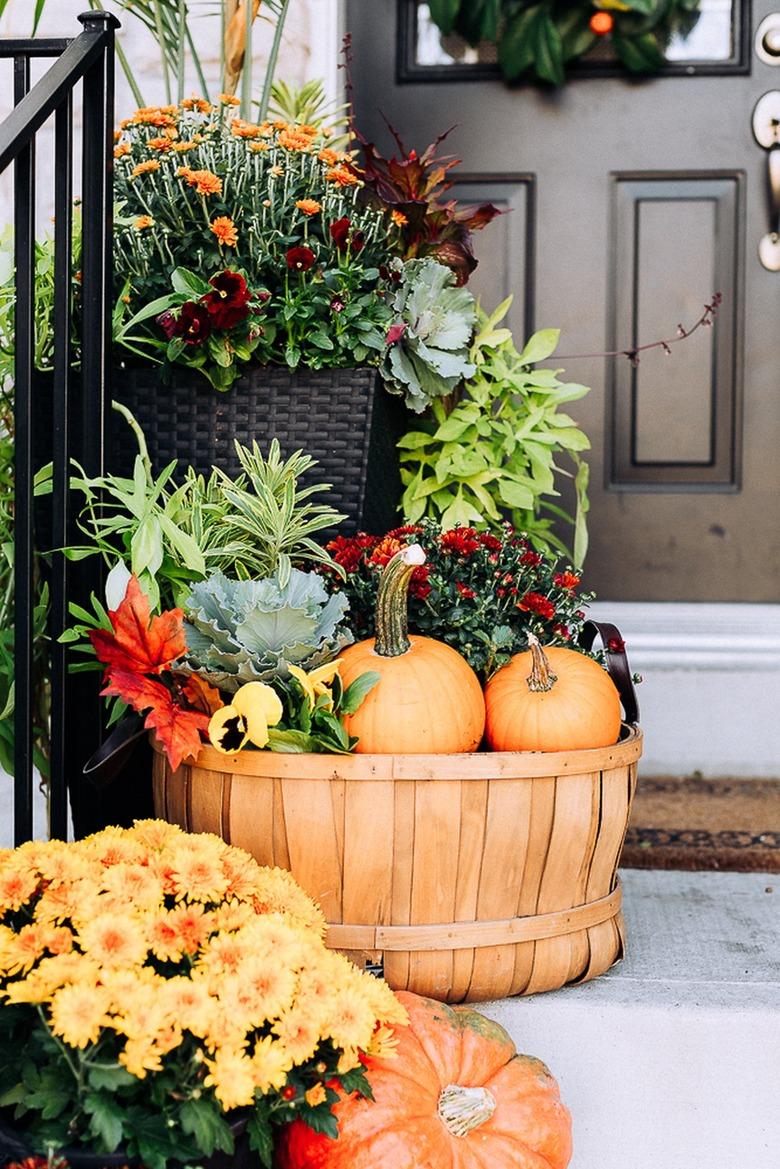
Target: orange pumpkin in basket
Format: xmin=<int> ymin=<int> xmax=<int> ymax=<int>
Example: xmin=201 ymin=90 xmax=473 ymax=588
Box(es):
xmin=485 ymin=632 xmax=621 ymax=752
xmin=338 ymin=545 xmax=485 ymax=754
xmin=275 ymin=990 xmax=573 ymax=1169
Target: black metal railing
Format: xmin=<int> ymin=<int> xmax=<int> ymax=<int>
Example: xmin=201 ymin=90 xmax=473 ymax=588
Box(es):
xmin=0 ymin=12 xmax=118 ymax=845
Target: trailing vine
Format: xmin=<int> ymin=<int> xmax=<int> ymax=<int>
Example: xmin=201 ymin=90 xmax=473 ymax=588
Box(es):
xmin=426 ymin=0 xmax=703 ymax=86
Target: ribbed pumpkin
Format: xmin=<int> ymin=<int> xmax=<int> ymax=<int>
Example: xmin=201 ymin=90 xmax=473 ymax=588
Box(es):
xmin=338 ymin=545 xmax=485 ymax=754
xmin=485 ymin=633 xmax=621 ymax=752
xmin=276 ymin=991 xmax=573 ymax=1169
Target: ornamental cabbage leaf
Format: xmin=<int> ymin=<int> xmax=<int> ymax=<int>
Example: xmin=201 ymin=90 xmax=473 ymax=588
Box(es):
xmin=182 ymin=570 xmax=352 ymax=692
xmin=382 ymin=259 xmax=476 ymax=412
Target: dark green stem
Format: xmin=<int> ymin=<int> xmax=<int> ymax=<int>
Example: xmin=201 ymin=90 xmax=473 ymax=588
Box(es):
xmin=374 ymin=544 xmax=426 ymax=657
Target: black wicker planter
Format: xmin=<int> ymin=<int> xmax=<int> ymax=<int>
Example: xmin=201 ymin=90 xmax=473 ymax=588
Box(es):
xmin=110 ymin=361 xmax=408 ymax=536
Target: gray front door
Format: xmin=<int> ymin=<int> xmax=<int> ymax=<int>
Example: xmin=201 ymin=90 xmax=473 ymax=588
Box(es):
xmin=347 ymin=0 xmax=780 ymax=601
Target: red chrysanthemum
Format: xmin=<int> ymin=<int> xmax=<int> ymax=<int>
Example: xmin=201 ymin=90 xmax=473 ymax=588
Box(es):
xmin=440 ymin=528 xmax=480 ymax=557
xmin=554 ymin=571 xmax=580 ymax=591
xmin=516 ymin=592 xmax=556 ymax=620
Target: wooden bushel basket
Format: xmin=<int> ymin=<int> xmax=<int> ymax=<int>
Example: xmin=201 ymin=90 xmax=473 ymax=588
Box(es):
xmin=152 ymin=716 xmax=642 ymax=1003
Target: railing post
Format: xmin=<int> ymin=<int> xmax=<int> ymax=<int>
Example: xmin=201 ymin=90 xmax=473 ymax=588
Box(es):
xmin=63 ymin=11 xmax=121 ymax=837
xmin=12 ymin=54 xmax=35 ymax=846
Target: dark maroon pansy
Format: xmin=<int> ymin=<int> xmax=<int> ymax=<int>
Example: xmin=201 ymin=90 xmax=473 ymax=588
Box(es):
xmin=285 ymin=246 xmax=316 ymax=271
xmin=328 ymin=216 xmax=351 ymax=251
xmin=202 ymin=270 xmax=251 ymax=329
xmin=350 ymin=229 xmax=365 ymax=255
xmin=170 ymin=301 xmax=212 ymax=345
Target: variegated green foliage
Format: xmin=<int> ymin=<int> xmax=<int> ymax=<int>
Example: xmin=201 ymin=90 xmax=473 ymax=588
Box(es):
xmin=382 ymin=259 xmax=477 ymax=413
xmin=182 ymin=569 xmax=352 ymax=692
xmin=398 ymin=298 xmax=591 ymax=564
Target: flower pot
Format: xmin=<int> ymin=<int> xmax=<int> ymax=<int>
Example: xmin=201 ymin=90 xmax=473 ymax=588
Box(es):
xmin=110 ymin=361 xmax=407 ymax=535
xmin=0 ymin=1112 xmax=256 ymax=1169
xmin=151 ymin=726 xmax=643 ymax=1004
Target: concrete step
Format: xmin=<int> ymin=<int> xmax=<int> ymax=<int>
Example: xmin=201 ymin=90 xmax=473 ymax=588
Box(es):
xmin=480 ymin=869 xmax=780 ymax=1169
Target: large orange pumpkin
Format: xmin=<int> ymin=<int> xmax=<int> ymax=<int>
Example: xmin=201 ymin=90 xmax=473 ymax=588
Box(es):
xmin=485 ymin=633 xmax=621 ymax=752
xmin=276 ymin=991 xmax=573 ymax=1169
xmin=338 ymin=545 xmax=485 ymax=753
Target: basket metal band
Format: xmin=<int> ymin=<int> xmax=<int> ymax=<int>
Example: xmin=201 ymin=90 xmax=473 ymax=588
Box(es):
xmin=326 ymin=881 xmax=622 ymax=953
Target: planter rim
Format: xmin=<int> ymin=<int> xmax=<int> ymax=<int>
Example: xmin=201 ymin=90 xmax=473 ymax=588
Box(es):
xmin=153 ymin=723 xmax=642 ymax=780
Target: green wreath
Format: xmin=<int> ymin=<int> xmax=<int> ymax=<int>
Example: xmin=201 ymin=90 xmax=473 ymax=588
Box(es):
xmin=426 ymin=0 xmax=702 ymax=85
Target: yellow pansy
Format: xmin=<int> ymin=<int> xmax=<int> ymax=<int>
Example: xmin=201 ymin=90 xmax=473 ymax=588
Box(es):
xmin=233 ymin=682 xmax=283 ymax=747
xmin=208 ymin=705 xmax=249 ymax=754
xmin=288 ymin=660 xmax=342 ymax=710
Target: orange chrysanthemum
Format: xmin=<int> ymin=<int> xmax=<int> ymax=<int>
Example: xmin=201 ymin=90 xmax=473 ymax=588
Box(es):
xmin=210 ymin=216 xmax=238 ymax=247
xmin=317 ymin=148 xmax=339 ymax=165
xmin=114 ymin=143 xmax=131 ymax=159
xmin=231 ymin=119 xmax=261 ymax=139
xmin=131 ymin=159 xmax=161 ymax=178
xmin=172 ymin=141 xmax=197 ymax=153
xmin=295 ymin=199 xmax=321 ymax=216
xmin=134 ymin=216 xmax=154 ymax=231
xmin=249 ymin=142 xmax=270 ymax=153
xmin=277 ymin=128 xmax=316 ymax=152
xmin=325 ymin=164 xmax=360 ymax=187
xmin=181 ymin=97 xmax=212 ymax=113
xmin=391 ymin=209 xmax=408 ymax=227
xmin=218 ymin=93 xmax=241 ymax=106
xmin=148 ymin=135 xmax=175 ymax=152
xmin=179 ymin=167 xmax=222 ymax=196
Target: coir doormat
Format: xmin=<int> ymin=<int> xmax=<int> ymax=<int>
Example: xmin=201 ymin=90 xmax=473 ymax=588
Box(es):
xmin=621 ymin=776 xmax=780 ymax=873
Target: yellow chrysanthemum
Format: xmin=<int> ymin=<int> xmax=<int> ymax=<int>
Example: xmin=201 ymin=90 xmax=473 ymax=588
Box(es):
xmin=162 ymin=976 xmax=215 ymax=1038
xmin=0 ymin=858 xmax=39 ymax=911
xmin=305 ymin=1083 xmax=327 ymax=1107
xmin=130 ymin=819 xmax=183 ymax=851
xmin=167 ymin=836 xmax=229 ymax=903
xmin=4 ymin=953 xmax=99 ymax=1006
xmin=199 ymin=930 xmax=253 ymax=983
xmin=273 ymin=1007 xmax=322 ymax=1064
xmin=120 ymin=1036 xmax=165 ymax=1079
xmin=251 ymin=1034 xmax=293 ymax=1093
xmin=219 ymin=957 xmax=296 ymax=1029
xmin=204 ymin=1046 xmax=256 ymax=1110
xmin=365 ymin=1023 xmax=401 ymax=1060
xmin=79 ymin=912 xmax=148 ymax=968
xmin=49 ymin=982 xmax=111 ymax=1049
xmin=99 ymin=861 xmax=163 ymax=912
xmin=323 ymin=983 xmax=382 ymax=1051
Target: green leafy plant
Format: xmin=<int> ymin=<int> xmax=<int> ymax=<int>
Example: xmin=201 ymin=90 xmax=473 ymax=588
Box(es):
xmin=182 ymin=569 xmax=352 ymax=692
xmin=382 ymin=258 xmax=477 ymax=412
xmin=322 ymin=520 xmax=593 ymax=681
xmin=426 ymin=0 xmax=702 ymax=87
xmin=51 ymin=410 xmax=344 ymax=617
xmin=397 ymin=298 xmax=591 ymax=562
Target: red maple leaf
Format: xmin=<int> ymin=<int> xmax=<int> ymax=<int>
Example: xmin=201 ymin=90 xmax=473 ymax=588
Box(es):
xmin=181 ymin=674 xmax=224 ymax=716
xmin=101 ymin=668 xmax=209 ymax=772
xmin=90 ymin=575 xmax=187 ymax=676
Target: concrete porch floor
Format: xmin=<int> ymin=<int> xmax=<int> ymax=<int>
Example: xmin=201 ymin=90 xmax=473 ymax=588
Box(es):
xmin=481 ymin=869 xmax=780 ymax=1169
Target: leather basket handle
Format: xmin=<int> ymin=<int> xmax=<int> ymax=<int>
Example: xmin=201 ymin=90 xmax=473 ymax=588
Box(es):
xmin=82 ymin=714 xmax=146 ymax=789
xmin=579 ymin=619 xmax=640 ymax=726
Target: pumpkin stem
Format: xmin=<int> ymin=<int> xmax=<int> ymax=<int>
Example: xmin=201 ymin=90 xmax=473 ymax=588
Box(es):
xmin=526 ymin=631 xmax=557 ymax=693
xmin=437 ymin=1084 xmax=496 ymax=1137
xmin=374 ymin=544 xmax=426 ymax=657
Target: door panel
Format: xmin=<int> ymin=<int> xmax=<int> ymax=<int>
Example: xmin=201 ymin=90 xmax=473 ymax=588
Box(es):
xmin=347 ymin=0 xmax=780 ymax=601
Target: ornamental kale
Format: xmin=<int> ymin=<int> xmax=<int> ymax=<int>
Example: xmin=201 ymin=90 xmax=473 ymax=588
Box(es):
xmin=320 ymin=520 xmax=593 ymax=681
xmin=381 ymin=259 xmax=477 ymax=412
xmin=183 ymin=569 xmax=352 ymax=692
